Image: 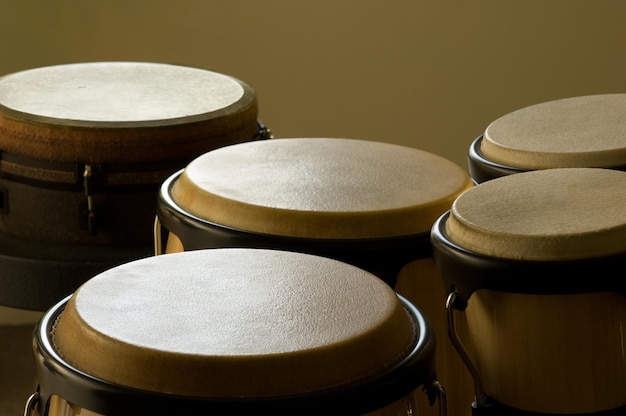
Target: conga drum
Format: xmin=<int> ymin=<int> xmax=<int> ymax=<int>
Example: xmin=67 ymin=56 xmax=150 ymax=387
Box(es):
xmin=468 ymin=93 xmax=626 ymax=183
xmin=26 ymin=248 xmax=445 ymax=415
xmin=431 ymin=168 xmax=626 ymax=414
xmin=154 ymin=137 xmax=474 ymax=416
xmin=0 ymin=61 xmax=269 ymax=311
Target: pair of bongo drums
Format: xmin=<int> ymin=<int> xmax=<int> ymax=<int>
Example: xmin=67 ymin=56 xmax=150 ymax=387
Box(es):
xmin=153 ymin=137 xmax=475 ymax=415
xmin=432 ymin=94 xmax=626 ymax=414
xmin=0 ymin=61 xmax=270 ymax=311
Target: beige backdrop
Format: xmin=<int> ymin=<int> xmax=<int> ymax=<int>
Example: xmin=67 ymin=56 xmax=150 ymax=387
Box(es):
xmin=0 ymin=0 xmax=625 ymax=413
xmin=2 ymin=0 xmax=625 ymax=169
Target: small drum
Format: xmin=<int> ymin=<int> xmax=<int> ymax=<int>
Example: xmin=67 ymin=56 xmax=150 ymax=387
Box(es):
xmin=154 ymin=137 xmax=473 ymax=416
xmin=0 ymin=61 xmax=269 ymax=311
xmin=431 ymin=168 xmax=626 ymax=414
xmin=27 ymin=248 xmax=444 ymax=415
xmin=468 ymin=93 xmax=626 ymax=183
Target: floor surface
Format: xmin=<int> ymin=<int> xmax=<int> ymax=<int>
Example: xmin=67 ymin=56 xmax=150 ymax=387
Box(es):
xmin=0 ymin=325 xmax=37 ymax=416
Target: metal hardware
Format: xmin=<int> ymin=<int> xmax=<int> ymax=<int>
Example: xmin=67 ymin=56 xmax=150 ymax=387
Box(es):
xmin=154 ymin=216 xmax=163 ymax=256
xmin=83 ymin=165 xmax=97 ymax=236
xmin=23 ymin=392 xmax=38 ymax=416
xmin=427 ymin=379 xmax=448 ymax=416
xmin=256 ymin=120 xmax=273 ymax=140
xmin=446 ymin=291 xmax=487 ymax=407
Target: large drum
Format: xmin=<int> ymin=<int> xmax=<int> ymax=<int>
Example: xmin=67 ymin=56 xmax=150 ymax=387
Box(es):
xmin=431 ymin=168 xmax=626 ymax=414
xmin=154 ymin=137 xmax=473 ymax=416
xmin=26 ymin=248 xmax=445 ymax=415
xmin=468 ymin=93 xmax=626 ymax=183
xmin=0 ymin=61 xmax=269 ymax=311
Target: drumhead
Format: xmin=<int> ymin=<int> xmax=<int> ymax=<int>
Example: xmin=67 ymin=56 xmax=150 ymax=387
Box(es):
xmin=445 ymin=167 xmax=626 ymax=261
xmin=50 ymin=249 xmax=427 ymax=400
xmin=480 ymin=94 xmax=626 ymax=170
xmin=169 ymin=138 xmax=472 ymax=239
xmin=0 ymin=62 xmax=259 ymax=164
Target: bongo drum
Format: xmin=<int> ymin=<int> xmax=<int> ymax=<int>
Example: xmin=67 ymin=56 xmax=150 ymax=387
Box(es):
xmin=154 ymin=137 xmax=473 ymax=416
xmin=0 ymin=61 xmax=269 ymax=311
xmin=26 ymin=248 xmax=445 ymax=416
xmin=468 ymin=94 xmax=626 ymax=183
xmin=431 ymin=168 xmax=626 ymax=414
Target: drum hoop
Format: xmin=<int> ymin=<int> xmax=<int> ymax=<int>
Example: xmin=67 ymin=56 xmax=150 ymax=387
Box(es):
xmin=431 ymin=211 xmax=626 ymax=310
xmin=156 ymin=171 xmax=433 ymax=286
xmin=469 ymin=135 xmax=626 ymax=184
xmin=33 ymin=295 xmax=435 ymax=415
xmin=467 ymin=135 xmax=528 ymax=183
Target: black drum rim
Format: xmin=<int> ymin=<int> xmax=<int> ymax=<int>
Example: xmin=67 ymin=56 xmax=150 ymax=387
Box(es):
xmin=157 ymin=170 xmax=432 ymax=247
xmin=467 ymin=135 xmax=529 ymax=183
xmin=33 ymin=294 xmax=436 ymax=416
xmin=431 ymin=211 xmax=626 ymax=311
xmin=156 ymin=170 xmax=433 ymax=287
xmin=468 ymin=135 xmax=626 ymax=184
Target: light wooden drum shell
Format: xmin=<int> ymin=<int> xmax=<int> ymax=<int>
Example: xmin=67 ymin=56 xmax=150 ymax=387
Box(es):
xmin=431 ymin=168 xmax=626 ymax=414
xmin=0 ymin=61 xmax=266 ymax=311
xmin=29 ymin=248 xmax=437 ymax=415
xmin=468 ymin=94 xmax=626 ymax=183
xmin=155 ymin=137 xmax=473 ymax=416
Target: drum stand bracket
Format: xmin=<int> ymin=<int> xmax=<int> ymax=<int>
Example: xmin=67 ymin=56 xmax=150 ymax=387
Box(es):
xmin=446 ymin=291 xmax=487 ymax=408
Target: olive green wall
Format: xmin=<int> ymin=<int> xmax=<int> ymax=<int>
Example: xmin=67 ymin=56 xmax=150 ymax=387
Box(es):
xmin=2 ymin=0 xmax=625 ymax=169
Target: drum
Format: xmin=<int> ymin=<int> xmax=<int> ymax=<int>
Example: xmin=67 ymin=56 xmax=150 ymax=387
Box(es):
xmin=26 ymin=248 xmax=444 ymax=415
xmin=154 ymin=137 xmax=473 ymax=416
xmin=468 ymin=94 xmax=626 ymax=183
xmin=431 ymin=168 xmax=626 ymax=414
xmin=0 ymin=61 xmax=269 ymax=311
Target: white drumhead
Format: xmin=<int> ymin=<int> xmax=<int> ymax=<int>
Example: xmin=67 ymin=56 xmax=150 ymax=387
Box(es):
xmin=0 ymin=62 xmax=244 ymax=122
xmin=171 ymin=138 xmax=472 ymax=238
xmin=482 ymin=94 xmax=626 ymax=169
xmin=52 ymin=249 xmax=417 ymax=397
xmin=446 ymin=167 xmax=626 ymax=260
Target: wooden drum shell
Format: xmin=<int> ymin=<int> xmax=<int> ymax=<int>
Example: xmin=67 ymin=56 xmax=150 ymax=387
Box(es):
xmin=432 ymin=168 xmax=626 ymax=414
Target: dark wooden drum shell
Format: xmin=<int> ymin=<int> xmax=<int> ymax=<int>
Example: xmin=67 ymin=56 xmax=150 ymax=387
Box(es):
xmin=0 ymin=62 xmax=266 ymax=311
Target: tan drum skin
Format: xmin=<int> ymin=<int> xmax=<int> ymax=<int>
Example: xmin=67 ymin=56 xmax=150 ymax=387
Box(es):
xmin=444 ymin=168 xmax=626 ymax=414
xmin=161 ymin=137 xmax=475 ymax=416
xmin=481 ymin=93 xmax=626 ymax=170
xmin=39 ymin=249 xmax=432 ymax=415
